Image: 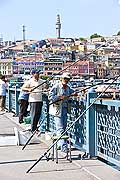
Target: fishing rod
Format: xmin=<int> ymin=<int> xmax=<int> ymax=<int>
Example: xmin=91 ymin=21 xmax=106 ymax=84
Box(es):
xmin=27 ymin=89 xmax=49 ymax=94
xmin=26 ymin=74 xmax=120 ymax=173
xmin=21 ymin=39 xmax=116 ymax=152
xmin=27 ymin=73 xmax=119 ymax=98
xmin=22 ymin=74 xmax=119 ymax=149
xmin=22 ymin=127 xmax=40 ymax=150
xmin=49 ymin=75 xmax=119 ymax=106
xmin=22 ymin=110 xmax=48 ymax=150
xmin=21 ymin=95 xmax=76 ymax=150
xmin=30 ymin=39 xmax=115 ymax=92
xmin=23 ymin=74 xmax=119 ymax=97
xmin=21 ymin=127 xmax=49 ymax=152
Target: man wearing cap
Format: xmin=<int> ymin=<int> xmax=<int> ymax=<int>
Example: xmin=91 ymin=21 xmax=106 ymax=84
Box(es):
xmin=21 ymin=69 xmax=44 ymax=132
xmin=49 ymin=72 xmax=77 ymax=152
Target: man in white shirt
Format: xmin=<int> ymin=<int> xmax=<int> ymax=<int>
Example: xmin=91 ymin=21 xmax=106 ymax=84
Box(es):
xmin=21 ymin=70 xmax=45 ymax=132
xmin=0 ymin=75 xmax=7 ymax=111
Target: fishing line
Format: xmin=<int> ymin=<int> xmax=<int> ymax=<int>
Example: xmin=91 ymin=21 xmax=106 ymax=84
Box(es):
xmin=26 ymin=74 xmax=120 ymax=173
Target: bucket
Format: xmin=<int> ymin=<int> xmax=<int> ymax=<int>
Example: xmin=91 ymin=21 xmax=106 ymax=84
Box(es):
xmin=24 ymin=116 xmax=31 ymax=124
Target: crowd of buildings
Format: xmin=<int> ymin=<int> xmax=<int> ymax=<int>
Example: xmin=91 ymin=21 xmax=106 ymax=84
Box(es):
xmin=0 ymin=35 xmax=120 ymax=80
xmin=0 ymin=14 xmax=120 ymax=80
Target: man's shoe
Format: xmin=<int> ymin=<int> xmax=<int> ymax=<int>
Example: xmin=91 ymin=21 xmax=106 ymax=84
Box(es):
xmin=61 ymin=148 xmax=68 ymax=153
xmin=35 ymin=129 xmax=41 ymax=136
xmin=19 ymin=120 xmax=24 ymax=124
xmin=57 ymin=146 xmax=61 ymax=150
xmin=36 ymin=130 xmax=41 ymax=137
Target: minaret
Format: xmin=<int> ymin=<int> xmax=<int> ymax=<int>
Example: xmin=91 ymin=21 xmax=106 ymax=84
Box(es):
xmin=56 ymin=14 xmax=61 ymax=38
xmin=22 ymin=25 xmax=25 ymax=51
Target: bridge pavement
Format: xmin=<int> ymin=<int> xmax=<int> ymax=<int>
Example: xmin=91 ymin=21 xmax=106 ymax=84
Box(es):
xmin=0 ymin=111 xmax=120 ymax=180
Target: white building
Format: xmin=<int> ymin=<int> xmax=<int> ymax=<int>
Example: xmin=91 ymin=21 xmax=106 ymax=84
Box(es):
xmin=0 ymin=59 xmax=13 ymax=75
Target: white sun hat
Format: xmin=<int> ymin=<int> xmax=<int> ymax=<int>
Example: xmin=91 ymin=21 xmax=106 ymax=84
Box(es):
xmin=61 ymin=72 xmax=71 ymax=79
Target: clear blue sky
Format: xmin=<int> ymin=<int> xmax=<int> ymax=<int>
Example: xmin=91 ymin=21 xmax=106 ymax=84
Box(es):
xmin=0 ymin=0 xmax=120 ymax=41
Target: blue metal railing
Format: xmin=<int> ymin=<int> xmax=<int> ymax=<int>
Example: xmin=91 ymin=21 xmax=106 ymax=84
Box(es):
xmin=5 ymin=84 xmax=120 ymax=167
xmin=91 ymin=98 xmax=120 ymax=167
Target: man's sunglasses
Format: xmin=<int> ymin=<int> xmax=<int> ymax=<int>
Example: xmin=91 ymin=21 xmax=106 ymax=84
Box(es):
xmin=63 ymin=78 xmax=70 ymax=80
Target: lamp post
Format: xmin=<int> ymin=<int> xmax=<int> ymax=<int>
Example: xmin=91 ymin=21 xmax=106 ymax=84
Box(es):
xmin=35 ymin=51 xmax=36 ymax=69
xmin=22 ymin=25 xmax=25 ymax=51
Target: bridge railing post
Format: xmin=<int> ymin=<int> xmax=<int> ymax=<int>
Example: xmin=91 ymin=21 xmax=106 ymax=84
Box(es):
xmin=86 ymin=88 xmax=97 ymax=157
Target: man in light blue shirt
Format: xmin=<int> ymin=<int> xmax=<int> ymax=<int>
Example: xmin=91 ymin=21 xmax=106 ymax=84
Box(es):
xmin=49 ymin=72 xmax=77 ymax=152
xmin=18 ymin=89 xmax=29 ymax=123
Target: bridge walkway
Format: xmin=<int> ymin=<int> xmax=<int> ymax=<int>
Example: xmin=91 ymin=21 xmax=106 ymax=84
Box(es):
xmin=0 ymin=112 xmax=120 ymax=180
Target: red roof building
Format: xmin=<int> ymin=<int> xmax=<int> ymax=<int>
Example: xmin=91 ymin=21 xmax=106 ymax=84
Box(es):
xmin=63 ymin=60 xmax=95 ymax=77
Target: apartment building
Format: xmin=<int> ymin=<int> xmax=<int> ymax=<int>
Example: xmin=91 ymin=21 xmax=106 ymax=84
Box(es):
xmin=63 ymin=60 xmax=94 ymax=77
xmin=44 ymin=55 xmax=64 ymax=76
xmin=0 ymin=59 xmax=13 ymax=75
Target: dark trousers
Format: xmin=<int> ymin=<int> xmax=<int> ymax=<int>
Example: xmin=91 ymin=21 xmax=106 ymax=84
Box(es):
xmin=0 ymin=96 xmax=6 ymax=110
xmin=19 ymin=99 xmax=29 ymax=122
xmin=30 ymin=102 xmax=43 ymax=131
xmin=2 ymin=96 xmax=6 ymax=109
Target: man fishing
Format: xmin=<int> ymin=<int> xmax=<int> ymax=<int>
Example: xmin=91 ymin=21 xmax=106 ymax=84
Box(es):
xmin=49 ymin=72 xmax=77 ymax=152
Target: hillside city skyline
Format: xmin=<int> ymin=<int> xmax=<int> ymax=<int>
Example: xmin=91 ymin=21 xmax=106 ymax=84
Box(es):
xmin=0 ymin=0 xmax=120 ymax=41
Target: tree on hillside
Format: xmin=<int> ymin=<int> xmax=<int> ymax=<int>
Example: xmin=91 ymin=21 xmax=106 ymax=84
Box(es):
xmin=117 ymin=31 xmax=120 ymax=36
xmin=90 ymin=33 xmax=102 ymax=39
xmin=79 ymin=37 xmax=87 ymax=44
xmin=79 ymin=37 xmax=86 ymax=41
xmin=101 ymin=37 xmax=106 ymax=42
